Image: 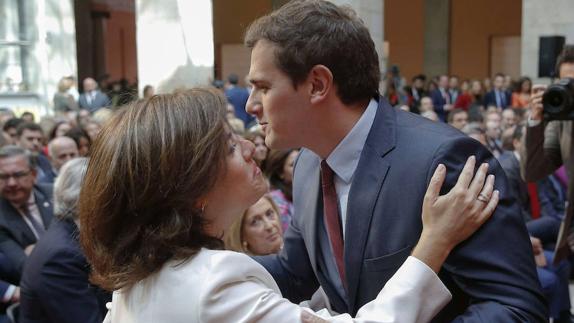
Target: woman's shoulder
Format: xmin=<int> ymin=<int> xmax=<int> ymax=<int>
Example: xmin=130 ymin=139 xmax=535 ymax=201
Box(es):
xmin=163 ymin=249 xmax=274 ymax=283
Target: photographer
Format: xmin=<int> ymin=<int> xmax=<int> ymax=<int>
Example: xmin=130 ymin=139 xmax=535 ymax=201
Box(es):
xmin=520 ymin=45 xmax=574 ymax=323
xmin=520 ymin=45 xmax=574 ymax=183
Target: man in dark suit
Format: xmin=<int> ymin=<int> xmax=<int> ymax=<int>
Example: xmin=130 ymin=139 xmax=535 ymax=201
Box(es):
xmin=430 ymin=75 xmax=453 ymax=122
xmin=407 ymin=74 xmax=426 ymax=114
xmin=0 ymin=146 xmax=53 ymax=284
xmin=20 ymin=158 xmax=109 ymax=323
xmin=225 ymin=74 xmax=254 ymax=127
xmin=245 ymin=1 xmax=546 ymax=321
xmin=78 ymin=78 xmax=110 ymax=113
xmin=484 ymin=73 xmax=512 ymax=109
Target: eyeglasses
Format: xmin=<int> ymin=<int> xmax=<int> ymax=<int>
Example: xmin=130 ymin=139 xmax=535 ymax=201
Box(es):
xmin=0 ymin=170 xmax=32 ymax=182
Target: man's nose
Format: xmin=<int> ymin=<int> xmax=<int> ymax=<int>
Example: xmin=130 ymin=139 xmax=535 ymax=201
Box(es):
xmin=246 ymin=91 xmax=261 ymax=117
xmin=6 ymin=176 xmax=17 ymax=186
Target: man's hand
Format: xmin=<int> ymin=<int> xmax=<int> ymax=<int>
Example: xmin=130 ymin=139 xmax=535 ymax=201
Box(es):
xmin=529 ymin=85 xmax=547 ymax=121
xmin=24 ymin=244 xmax=35 ymax=256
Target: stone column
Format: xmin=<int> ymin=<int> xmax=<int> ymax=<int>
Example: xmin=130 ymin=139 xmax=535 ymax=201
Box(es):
xmin=328 ymin=0 xmax=386 ymax=75
xmin=423 ymin=0 xmax=450 ymax=77
xmin=136 ymin=0 xmax=214 ymax=94
xmin=521 ymin=0 xmax=574 ymax=84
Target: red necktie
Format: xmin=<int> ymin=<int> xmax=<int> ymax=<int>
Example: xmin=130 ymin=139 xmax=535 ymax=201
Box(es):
xmin=320 ymin=160 xmax=346 ymax=286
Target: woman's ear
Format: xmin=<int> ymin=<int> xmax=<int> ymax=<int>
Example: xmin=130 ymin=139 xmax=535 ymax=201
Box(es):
xmin=308 ymin=65 xmax=333 ymax=105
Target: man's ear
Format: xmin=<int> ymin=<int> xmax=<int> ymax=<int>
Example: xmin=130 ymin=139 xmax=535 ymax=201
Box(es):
xmin=308 ymin=65 xmax=333 ymax=105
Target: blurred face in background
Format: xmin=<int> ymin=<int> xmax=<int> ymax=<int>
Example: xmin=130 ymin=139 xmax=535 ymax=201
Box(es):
xmin=450 ymin=111 xmax=468 ymax=130
xmin=281 ymin=149 xmax=299 ymax=185
xmin=485 ymin=121 xmax=501 ymax=140
xmin=493 ymin=75 xmax=504 ymax=90
xmin=413 ymin=78 xmax=424 ymax=90
xmin=449 ymin=76 xmax=459 ymax=90
xmin=460 ymin=80 xmax=470 ymax=93
xmin=242 ymin=196 xmax=283 ymax=255
xmin=253 ymin=135 xmax=268 ymax=165
xmin=420 ymin=97 xmax=433 ymax=112
xmin=438 ymin=75 xmax=449 ymax=89
xmin=54 ymin=123 xmax=72 ymax=138
xmin=502 ymin=109 xmax=517 ymax=130
xmin=0 ymin=155 xmax=36 ymax=205
xmin=18 ymin=129 xmax=43 ymax=153
xmin=471 ymin=80 xmax=482 ymax=95
xmin=84 ymin=122 xmax=101 ymax=142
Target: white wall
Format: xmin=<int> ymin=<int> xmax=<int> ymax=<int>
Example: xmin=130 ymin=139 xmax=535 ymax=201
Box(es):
xmin=136 ymin=0 xmax=214 ymax=94
xmin=521 ymin=0 xmax=574 ymax=84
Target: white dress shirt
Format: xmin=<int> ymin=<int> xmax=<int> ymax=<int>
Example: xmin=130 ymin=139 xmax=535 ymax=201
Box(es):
xmin=325 ymin=98 xmax=378 ymax=238
xmin=104 ymin=249 xmax=451 ymax=323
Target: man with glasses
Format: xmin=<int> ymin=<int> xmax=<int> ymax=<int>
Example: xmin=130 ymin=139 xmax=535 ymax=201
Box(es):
xmin=0 ymin=146 xmax=53 ymax=283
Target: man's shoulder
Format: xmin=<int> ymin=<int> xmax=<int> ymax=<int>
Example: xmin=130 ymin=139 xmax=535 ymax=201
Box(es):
xmin=394 ymin=110 xmax=464 ymax=142
xmin=35 ymin=183 xmax=53 ymax=197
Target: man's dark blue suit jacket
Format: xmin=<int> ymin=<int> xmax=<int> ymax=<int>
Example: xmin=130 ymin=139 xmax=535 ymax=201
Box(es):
xmin=256 ymin=97 xmax=547 ymax=322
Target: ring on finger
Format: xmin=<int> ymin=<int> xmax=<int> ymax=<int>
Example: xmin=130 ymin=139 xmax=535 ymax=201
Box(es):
xmin=477 ymin=194 xmax=489 ymax=203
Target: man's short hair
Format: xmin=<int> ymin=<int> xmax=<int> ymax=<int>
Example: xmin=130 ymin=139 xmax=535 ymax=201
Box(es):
xmin=462 ymin=122 xmax=486 ymax=137
xmin=227 ymin=74 xmax=239 ymax=85
xmin=555 ymin=45 xmax=574 ymax=76
xmin=16 ymin=122 xmax=43 ymax=138
xmin=3 ymin=118 xmax=23 ymax=132
xmin=447 ymin=108 xmax=467 ymax=124
xmin=412 ymin=74 xmax=426 ymax=82
xmin=0 ymin=145 xmax=37 ymax=169
xmin=245 ymin=0 xmax=380 ymax=105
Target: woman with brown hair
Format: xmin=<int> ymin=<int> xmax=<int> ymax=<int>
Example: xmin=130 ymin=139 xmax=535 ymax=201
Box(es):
xmin=80 ymin=88 xmax=498 ymax=322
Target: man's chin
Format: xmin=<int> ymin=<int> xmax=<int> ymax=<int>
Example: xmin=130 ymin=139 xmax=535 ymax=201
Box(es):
xmin=265 ymin=134 xmax=293 ymax=150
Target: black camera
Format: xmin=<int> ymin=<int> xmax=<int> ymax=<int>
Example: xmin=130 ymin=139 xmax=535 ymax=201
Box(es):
xmin=543 ymin=78 xmax=574 ymax=121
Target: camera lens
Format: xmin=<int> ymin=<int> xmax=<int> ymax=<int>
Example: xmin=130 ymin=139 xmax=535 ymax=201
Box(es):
xmin=543 ymin=87 xmax=568 ymax=113
xmin=547 ymin=91 xmax=564 ymax=107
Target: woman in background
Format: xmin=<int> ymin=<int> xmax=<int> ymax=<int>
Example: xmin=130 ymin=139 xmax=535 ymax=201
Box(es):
xmin=265 ymin=149 xmax=299 ymax=231
xmin=245 ymin=130 xmax=268 ymax=167
xmin=512 ymin=77 xmax=532 ymax=109
xmin=225 ymin=195 xmax=283 ymax=255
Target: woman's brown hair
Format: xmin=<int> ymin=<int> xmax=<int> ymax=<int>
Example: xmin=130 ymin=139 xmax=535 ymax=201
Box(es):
xmin=264 ymin=149 xmax=297 ymax=202
xmin=79 ymin=88 xmax=228 ymax=291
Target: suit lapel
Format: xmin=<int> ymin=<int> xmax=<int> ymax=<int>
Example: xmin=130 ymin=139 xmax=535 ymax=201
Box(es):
xmin=345 ymin=98 xmax=396 ymax=312
xmin=34 ymin=188 xmax=52 ymax=229
xmin=298 ymin=151 xmax=321 ymax=274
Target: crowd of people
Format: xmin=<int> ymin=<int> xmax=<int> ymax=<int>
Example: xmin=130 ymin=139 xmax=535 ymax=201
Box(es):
xmin=0 ymin=59 xmax=566 ymax=323
xmin=0 ymin=0 xmax=571 ymax=322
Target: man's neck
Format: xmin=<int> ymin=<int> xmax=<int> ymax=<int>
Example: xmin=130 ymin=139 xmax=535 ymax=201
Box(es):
xmin=306 ymin=98 xmax=370 ymax=159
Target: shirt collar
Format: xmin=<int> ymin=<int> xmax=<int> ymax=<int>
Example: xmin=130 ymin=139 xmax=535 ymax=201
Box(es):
xmin=10 ymin=191 xmax=35 ymax=211
xmin=325 ymin=99 xmax=378 ymax=183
